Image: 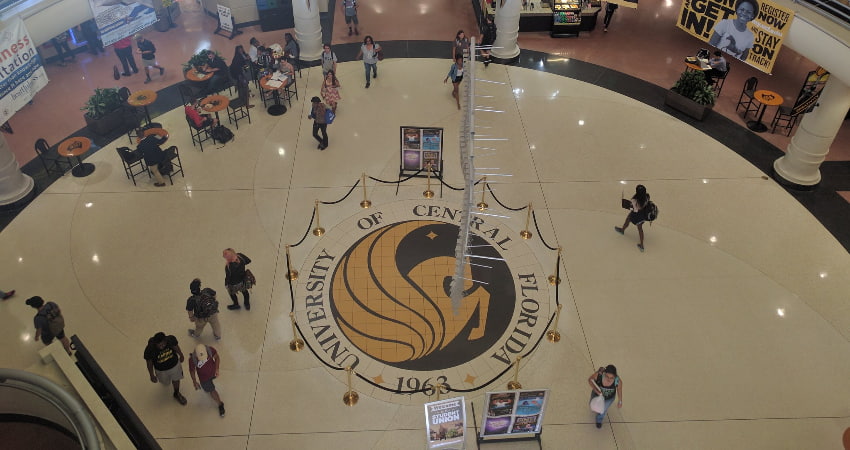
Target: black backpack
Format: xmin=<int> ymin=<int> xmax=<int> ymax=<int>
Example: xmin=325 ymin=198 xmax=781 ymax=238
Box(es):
xmin=645 ymin=201 xmax=659 ymax=222
xmin=212 ymin=125 xmax=234 ymax=144
xmin=194 ymin=288 xmax=219 ymax=318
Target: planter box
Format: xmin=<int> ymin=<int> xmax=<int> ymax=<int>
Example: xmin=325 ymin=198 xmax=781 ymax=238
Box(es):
xmin=84 ymin=111 xmax=126 ymax=136
xmin=664 ymin=90 xmax=713 ymax=121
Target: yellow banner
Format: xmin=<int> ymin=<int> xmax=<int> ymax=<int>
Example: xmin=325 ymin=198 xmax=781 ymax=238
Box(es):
xmin=676 ymin=0 xmax=795 ymax=74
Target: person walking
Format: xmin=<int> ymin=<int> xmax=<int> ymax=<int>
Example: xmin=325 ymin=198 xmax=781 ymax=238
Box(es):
xmin=452 ymin=30 xmax=470 ymax=61
xmin=320 ymin=70 xmax=341 ymax=113
xmin=588 ymin=365 xmax=623 ymax=428
xmin=189 ymin=343 xmax=225 ymax=417
xmin=444 ymin=55 xmax=464 ymax=110
xmin=308 ymin=96 xmax=329 ymax=150
xmin=80 ymin=20 xmax=105 ymax=55
xmin=320 ymin=43 xmax=338 ymax=77
xmin=144 ymin=332 xmax=188 ymax=406
xmin=186 ymin=279 xmax=221 ymax=340
xmin=342 ymin=0 xmax=359 ymax=36
xmin=135 ymin=34 xmax=165 ymax=84
xmin=51 ymin=31 xmax=75 ymax=66
xmin=25 ymin=296 xmax=73 ymax=355
xmin=223 ymin=248 xmax=253 ymax=310
xmin=479 ymin=15 xmax=497 ymax=66
xmin=603 ymin=1 xmax=618 ymax=32
xmin=355 ymin=36 xmax=381 ymax=89
xmin=113 ymin=36 xmax=138 ymax=77
xmin=614 ymin=184 xmax=650 ymax=252
xmin=0 ymin=289 xmax=14 ymax=300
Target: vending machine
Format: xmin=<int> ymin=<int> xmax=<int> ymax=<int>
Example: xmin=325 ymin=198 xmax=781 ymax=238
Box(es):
xmin=551 ymin=0 xmax=582 ymax=37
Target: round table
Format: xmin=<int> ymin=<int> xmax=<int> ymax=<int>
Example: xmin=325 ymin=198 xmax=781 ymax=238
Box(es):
xmin=260 ymin=75 xmax=288 ymax=116
xmin=58 ymin=136 xmax=95 ymax=177
xmin=138 ymin=127 xmax=169 ymax=144
xmin=128 ymin=90 xmax=157 ymax=125
xmin=185 ymin=69 xmax=213 ymax=82
xmin=747 ymin=89 xmax=783 ymax=133
xmin=200 ymin=95 xmax=230 ymax=122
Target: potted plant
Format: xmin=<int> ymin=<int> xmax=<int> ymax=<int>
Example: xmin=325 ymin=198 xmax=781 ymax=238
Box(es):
xmin=183 ymin=50 xmax=225 ymax=72
xmin=664 ymin=70 xmax=717 ymax=121
xmin=81 ymin=87 xmax=127 ymax=135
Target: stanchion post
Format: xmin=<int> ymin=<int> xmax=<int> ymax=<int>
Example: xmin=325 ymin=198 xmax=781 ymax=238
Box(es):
xmin=360 ymin=172 xmax=371 ymax=209
xmin=289 ymin=312 xmax=305 ymax=351
xmin=520 ymin=203 xmax=533 ymax=240
xmin=343 ymin=366 xmax=359 ymax=406
xmin=477 ymin=176 xmax=488 ymax=211
xmin=285 ymin=245 xmax=298 ymax=281
xmin=507 ymin=356 xmax=523 ymax=390
xmin=423 ymin=163 xmax=435 ymax=199
xmin=548 ymin=246 xmax=561 ymax=285
xmin=312 ymin=200 xmax=325 ymax=236
xmin=546 ymin=304 xmax=563 ymax=343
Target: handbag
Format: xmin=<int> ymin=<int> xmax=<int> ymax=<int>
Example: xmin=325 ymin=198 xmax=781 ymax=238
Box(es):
xmin=589 ymin=393 xmax=605 ymax=414
xmin=376 ymin=47 xmax=384 ymax=61
xmin=244 ymin=269 xmax=256 ymax=289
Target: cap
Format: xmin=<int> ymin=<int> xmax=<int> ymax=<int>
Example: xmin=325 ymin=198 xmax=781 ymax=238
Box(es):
xmin=194 ymin=344 xmax=208 ymax=364
xmin=134 ymin=33 xmax=143 ymax=41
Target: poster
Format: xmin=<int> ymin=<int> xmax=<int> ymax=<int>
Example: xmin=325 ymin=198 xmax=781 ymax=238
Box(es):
xmin=676 ymin=0 xmax=795 ymax=74
xmin=400 ymin=126 xmax=443 ymax=172
xmin=89 ymin=0 xmax=158 ymax=47
xmin=0 ymin=18 xmax=48 ymax=125
xmin=217 ymin=4 xmax=233 ymax=33
xmin=424 ymin=396 xmax=466 ymax=449
xmin=480 ymin=389 xmax=549 ymax=439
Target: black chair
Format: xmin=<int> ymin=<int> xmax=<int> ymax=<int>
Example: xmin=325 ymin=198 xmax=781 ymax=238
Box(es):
xmin=736 ymin=77 xmax=760 ymax=117
xmin=34 ymin=138 xmax=72 ymax=176
xmin=118 ymin=87 xmax=131 ymax=102
xmin=116 ymin=146 xmax=148 ymax=185
xmin=283 ymin=72 xmax=298 ymax=106
xmin=770 ymin=93 xmax=814 ymax=136
xmin=148 ymin=146 xmax=184 ymax=185
xmin=186 ymin=114 xmax=214 ymax=151
xmin=712 ymin=62 xmax=730 ymax=96
xmin=227 ymin=83 xmax=252 ymax=129
xmin=178 ymin=83 xmax=201 ymax=106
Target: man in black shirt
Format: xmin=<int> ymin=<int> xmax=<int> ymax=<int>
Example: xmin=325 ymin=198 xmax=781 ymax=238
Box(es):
xmin=144 ymin=332 xmax=188 ymax=405
xmin=203 ymin=50 xmax=229 ymax=96
xmin=135 ymin=34 xmax=165 ymax=84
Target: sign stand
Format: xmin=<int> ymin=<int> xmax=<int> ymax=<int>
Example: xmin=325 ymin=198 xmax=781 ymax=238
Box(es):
xmin=397 ymin=162 xmax=444 ymax=197
xmin=471 ymin=403 xmax=543 ymax=449
xmin=214 ymin=7 xmax=243 ymax=40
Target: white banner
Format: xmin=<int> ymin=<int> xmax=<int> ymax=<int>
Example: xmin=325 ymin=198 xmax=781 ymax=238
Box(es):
xmin=0 ymin=18 xmax=48 ymax=124
xmin=90 ymin=0 xmax=158 ymax=47
xmin=217 ymin=4 xmax=233 ymax=33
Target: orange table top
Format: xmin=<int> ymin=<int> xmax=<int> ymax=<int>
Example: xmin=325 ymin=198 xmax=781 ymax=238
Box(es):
xmin=754 ymin=90 xmax=783 ymax=106
xmin=138 ymin=127 xmax=169 ymax=143
xmin=259 ymin=74 xmax=289 ymax=91
xmin=185 ymin=69 xmax=213 ymax=82
xmin=685 ymin=62 xmax=709 ymax=71
xmin=57 ymin=136 xmax=91 ymax=157
xmin=128 ymin=90 xmax=157 ymax=107
xmin=201 ymin=95 xmax=229 ymax=113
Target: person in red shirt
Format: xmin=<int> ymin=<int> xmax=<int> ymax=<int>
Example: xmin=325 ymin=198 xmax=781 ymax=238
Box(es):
xmin=189 ymin=344 xmax=225 ymax=417
xmin=184 ymin=101 xmax=218 ymax=129
xmin=113 ymin=36 xmax=138 ymax=77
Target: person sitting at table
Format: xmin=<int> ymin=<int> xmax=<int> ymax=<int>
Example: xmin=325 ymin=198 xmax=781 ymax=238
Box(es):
xmin=706 ymin=51 xmax=728 ymax=84
xmin=137 ymin=133 xmax=173 ymax=187
xmin=278 ymin=57 xmax=295 ymax=84
xmin=202 ymin=50 xmax=229 ymax=96
xmin=284 ymin=32 xmax=300 ymax=64
xmin=257 ymin=46 xmax=274 ymax=76
xmin=185 ymin=100 xmax=219 ymax=130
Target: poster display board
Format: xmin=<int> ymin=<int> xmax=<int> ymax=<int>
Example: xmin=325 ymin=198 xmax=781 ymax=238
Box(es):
xmin=480 ymin=389 xmax=549 ymax=440
xmin=0 ymin=18 xmax=48 ymax=125
xmin=400 ymin=126 xmax=443 ymax=173
xmin=676 ymin=0 xmax=794 ymax=74
xmin=89 ymin=0 xmax=157 ymax=47
xmin=217 ymin=5 xmax=233 ymax=33
xmin=424 ymin=396 xmax=466 ymax=449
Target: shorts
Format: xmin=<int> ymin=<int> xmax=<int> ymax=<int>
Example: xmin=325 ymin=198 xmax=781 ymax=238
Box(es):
xmin=200 ymin=377 xmax=216 ymax=392
xmin=156 ymin=363 xmax=184 ymax=385
xmin=454 ymin=76 xmax=463 ymax=84
xmin=42 ymin=329 xmax=65 ymax=345
xmin=142 ymin=58 xmax=157 ymax=68
xmin=628 ymin=210 xmax=647 ymax=225
xmin=345 ymin=14 xmax=358 ymax=25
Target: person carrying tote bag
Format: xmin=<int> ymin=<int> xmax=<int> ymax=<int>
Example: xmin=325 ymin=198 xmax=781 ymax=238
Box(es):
xmin=588 ymin=365 xmax=623 ymax=428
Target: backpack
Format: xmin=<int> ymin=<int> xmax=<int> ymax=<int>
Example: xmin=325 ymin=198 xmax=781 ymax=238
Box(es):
xmin=194 ymin=288 xmax=219 ymax=319
xmin=44 ymin=303 xmax=65 ymax=336
xmin=212 ymin=125 xmax=234 ymax=143
xmin=645 ymin=201 xmax=659 ymax=222
xmin=324 ymin=108 xmax=335 ymax=124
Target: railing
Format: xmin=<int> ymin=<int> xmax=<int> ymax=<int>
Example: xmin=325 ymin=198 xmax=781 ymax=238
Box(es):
xmin=796 ymin=0 xmax=850 ymax=28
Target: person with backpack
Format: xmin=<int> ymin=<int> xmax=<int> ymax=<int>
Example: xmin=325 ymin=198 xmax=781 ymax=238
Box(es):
xmin=186 ymin=278 xmax=221 ymax=340
xmin=144 ymin=332 xmax=188 ymax=406
xmin=308 ymin=96 xmax=330 ymax=150
xmin=189 ymin=343 xmax=225 ymax=417
xmin=223 ymin=248 xmax=253 ymax=310
xmin=135 ymin=34 xmax=165 ymax=84
xmin=588 ymin=365 xmax=623 ymax=428
xmin=614 ymin=184 xmax=652 ymax=252
xmin=320 ymin=43 xmax=338 ymax=77
xmin=25 ymin=296 xmax=72 ymax=355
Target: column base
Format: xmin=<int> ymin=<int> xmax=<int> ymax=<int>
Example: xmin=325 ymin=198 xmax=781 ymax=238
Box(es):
xmin=772 ymin=162 xmax=819 ymax=191
xmin=0 ymin=175 xmax=36 ymax=211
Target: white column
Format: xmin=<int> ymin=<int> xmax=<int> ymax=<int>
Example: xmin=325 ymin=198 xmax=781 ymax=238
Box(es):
xmin=293 ymin=0 xmax=322 ymax=62
xmin=491 ymin=0 xmax=522 ymax=60
xmin=774 ymin=78 xmax=850 ymax=187
xmin=0 ymin=134 xmax=34 ymax=207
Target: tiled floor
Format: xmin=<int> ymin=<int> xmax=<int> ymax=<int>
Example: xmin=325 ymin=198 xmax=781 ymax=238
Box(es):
xmin=2 ymin=1 xmax=850 ymax=449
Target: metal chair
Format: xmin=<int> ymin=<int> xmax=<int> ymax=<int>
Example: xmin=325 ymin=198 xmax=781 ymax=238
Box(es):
xmin=147 ymin=146 xmax=184 ymax=185
xmin=34 ymin=138 xmax=72 ymax=176
xmin=712 ymin=62 xmax=730 ymax=96
xmin=185 ymin=114 xmax=215 ymax=152
xmin=116 ymin=146 xmax=148 ymax=185
xmin=227 ymin=83 xmax=252 ymax=129
xmin=178 ymin=83 xmax=201 ymax=106
xmin=736 ymin=77 xmax=760 ymax=118
xmin=283 ymin=73 xmax=298 ymax=106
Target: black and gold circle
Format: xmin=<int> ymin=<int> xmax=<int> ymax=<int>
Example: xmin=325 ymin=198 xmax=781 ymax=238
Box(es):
xmin=329 ymin=220 xmax=515 ymax=371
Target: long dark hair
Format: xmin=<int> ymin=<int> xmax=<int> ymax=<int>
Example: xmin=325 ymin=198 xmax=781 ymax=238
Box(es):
xmin=325 ymin=69 xmax=339 ymax=85
xmin=363 ymin=35 xmax=374 ymax=45
xmin=633 ymin=185 xmax=648 ymax=207
xmin=232 ymin=45 xmax=246 ymax=66
xmin=604 ymin=364 xmax=618 ymax=376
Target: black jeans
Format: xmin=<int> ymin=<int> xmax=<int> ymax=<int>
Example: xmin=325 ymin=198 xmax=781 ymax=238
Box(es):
xmin=228 ymin=290 xmax=249 ymax=306
xmin=313 ymin=122 xmax=328 ymax=147
xmin=115 ymin=46 xmax=138 ymax=74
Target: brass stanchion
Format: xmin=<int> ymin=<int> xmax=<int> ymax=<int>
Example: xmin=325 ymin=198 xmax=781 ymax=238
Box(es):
xmin=519 ymin=203 xmax=533 ymax=240
xmin=546 ymin=304 xmax=563 ymax=343
xmin=548 ymin=247 xmax=562 ymax=285
xmin=434 ymin=383 xmax=448 ymax=400
xmin=289 ymin=312 xmax=304 ymax=351
xmin=312 ymin=200 xmax=325 ymax=236
xmin=476 ymin=177 xmax=488 ymax=211
xmin=285 ymin=245 xmax=298 ymax=281
xmin=360 ymin=173 xmax=372 ymax=209
xmin=507 ymin=356 xmax=523 ymax=390
xmin=423 ymin=164 xmax=435 ymax=199
xmin=343 ymin=366 xmax=359 ymax=406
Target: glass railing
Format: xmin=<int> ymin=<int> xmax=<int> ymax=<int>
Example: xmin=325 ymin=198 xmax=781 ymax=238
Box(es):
xmin=797 ymin=0 xmax=850 ymax=27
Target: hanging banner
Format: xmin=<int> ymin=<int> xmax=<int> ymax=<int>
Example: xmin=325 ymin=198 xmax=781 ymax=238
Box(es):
xmin=89 ymin=0 xmax=158 ymax=47
xmin=217 ymin=4 xmax=234 ymax=33
xmin=0 ymin=18 xmax=48 ymax=124
xmin=424 ymin=396 xmax=466 ymax=449
xmin=676 ymin=0 xmax=795 ymax=74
